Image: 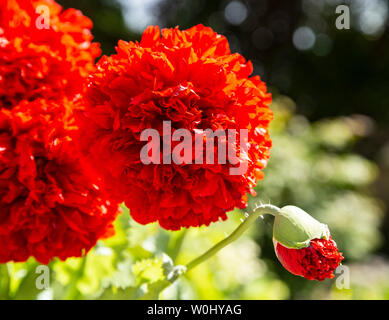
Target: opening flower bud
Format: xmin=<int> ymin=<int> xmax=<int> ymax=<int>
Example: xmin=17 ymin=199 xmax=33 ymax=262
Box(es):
xmin=273 ymin=206 xmax=344 ymax=281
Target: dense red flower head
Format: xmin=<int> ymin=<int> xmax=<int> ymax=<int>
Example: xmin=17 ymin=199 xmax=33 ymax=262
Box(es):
xmin=0 ymin=0 xmax=100 ymax=108
xmin=79 ymin=25 xmax=272 ymax=230
xmin=274 ymin=236 xmax=344 ymax=281
xmin=0 ymin=99 xmax=119 ymax=264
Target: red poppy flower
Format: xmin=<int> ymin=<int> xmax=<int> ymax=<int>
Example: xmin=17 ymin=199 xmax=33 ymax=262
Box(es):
xmin=78 ymin=25 xmax=273 ymax=230
xmin=274 ymin=236 xmax=344 ymax=281
xmin=0 ymin=98 xmax=119 ymax=264
xmin=0 ymin=0 xmax=100 ymax=108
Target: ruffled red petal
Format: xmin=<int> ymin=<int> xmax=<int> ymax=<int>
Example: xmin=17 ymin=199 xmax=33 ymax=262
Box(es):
xmin=275 ymin=236 xmax=344 ymax=281
xmin=0 ymin=0 xmax=114 ymax=263
xmin=0 ymin=0 xmax=100 ymax=108
xmin=0 ymin=99 xmax=119 ymax=264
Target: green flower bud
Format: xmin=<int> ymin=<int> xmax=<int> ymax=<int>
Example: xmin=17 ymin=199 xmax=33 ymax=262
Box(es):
xmin=273 ymin=205 xmax=330 ymax=249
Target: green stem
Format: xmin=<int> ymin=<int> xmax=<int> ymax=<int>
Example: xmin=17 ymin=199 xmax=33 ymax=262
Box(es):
xmin=169 ymin=229 xmax=187 ymax=263
xmin=63 ymin=255 xmax=88 ymax=300
xmin=186 ymin=204 xmax=280 ymax=271
xmin=153 ymin=204 xmax=280 ymax=299
xmin=0 ymin=263 xmax=10 ymax=300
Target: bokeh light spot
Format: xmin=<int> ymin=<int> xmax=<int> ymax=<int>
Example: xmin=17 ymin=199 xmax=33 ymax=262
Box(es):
xmin=293 ymin=26 xmax=316 ymax=51
xmin=224 ymin=1 xmax=248 ymax=25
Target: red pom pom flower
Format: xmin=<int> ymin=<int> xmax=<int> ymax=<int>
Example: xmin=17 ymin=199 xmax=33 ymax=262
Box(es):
xmin=79 ymin=25 xmax=273 ymax=230
xmin=0 ymin=99 xmax=119 ymax=264
xmin=272 ymin=206 xmax=344 ymax=281
xmin=0 ymin=0 xmax=117 ymax=264
xmin=0 ymin=0 xmax=101 ymax=108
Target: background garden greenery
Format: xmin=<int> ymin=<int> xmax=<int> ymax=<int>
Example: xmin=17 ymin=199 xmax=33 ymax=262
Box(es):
xmin=1 ymin=0 xmax=388 ymax=300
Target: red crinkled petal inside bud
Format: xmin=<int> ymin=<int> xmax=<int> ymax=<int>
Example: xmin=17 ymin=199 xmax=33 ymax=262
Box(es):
xmin=275 ymin=236 xmax=344 ymax=281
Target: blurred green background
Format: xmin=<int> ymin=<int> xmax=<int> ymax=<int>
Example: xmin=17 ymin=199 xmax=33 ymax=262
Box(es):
xmin=2 ymin=0 xmax=389 ymax=300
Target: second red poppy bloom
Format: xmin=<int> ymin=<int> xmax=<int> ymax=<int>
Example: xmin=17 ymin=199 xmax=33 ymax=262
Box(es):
xmin=78 ymin=25 xmax=273 ymax=230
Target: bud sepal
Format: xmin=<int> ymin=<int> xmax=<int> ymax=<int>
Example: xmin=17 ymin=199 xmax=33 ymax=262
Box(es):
xmin=273 ymin=205 xmax=330 ymax=249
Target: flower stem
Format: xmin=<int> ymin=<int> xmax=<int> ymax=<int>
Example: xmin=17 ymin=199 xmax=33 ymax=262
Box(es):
xmin=152 ymin=204 xmax=280 ymax=299
xmin=186 ymin=204 xmax=280 ymax=272
xmin=0 ymin=263 xmax=10 ymax=300
xmin=63 ymin=255 xmax=88 ymax=300
xmin=169 ymin=229 xmax=187 ymax=263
